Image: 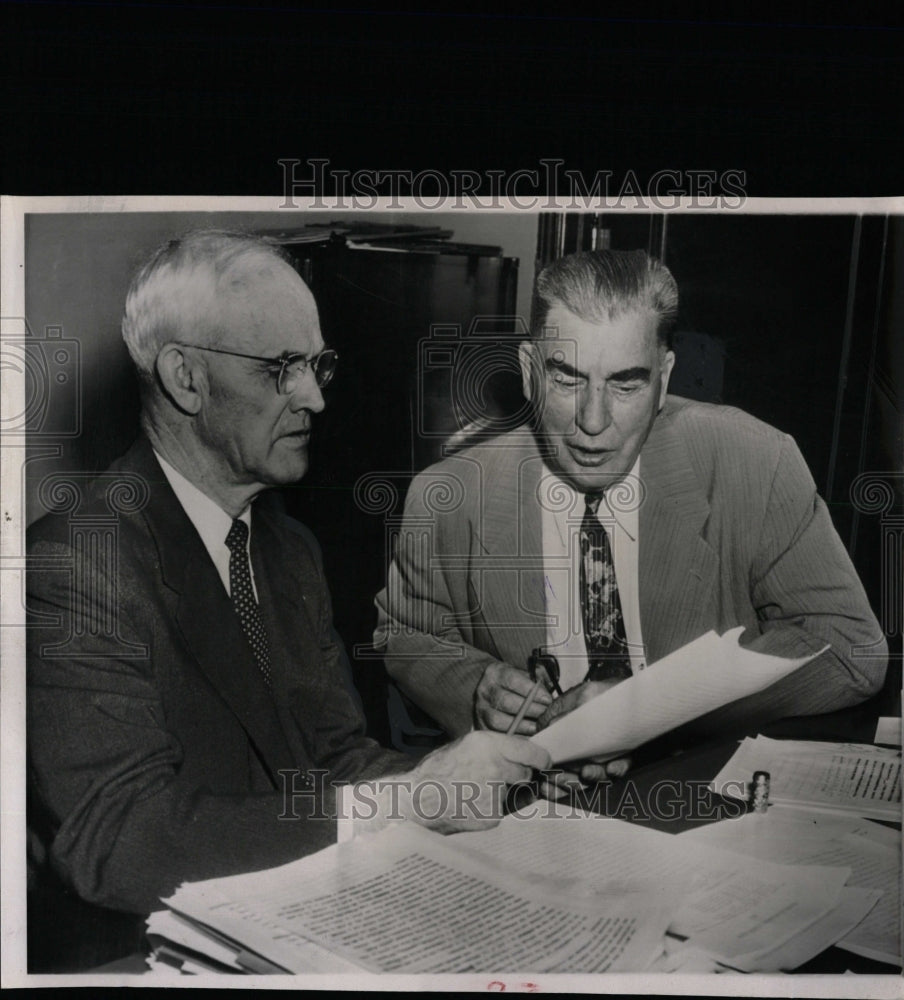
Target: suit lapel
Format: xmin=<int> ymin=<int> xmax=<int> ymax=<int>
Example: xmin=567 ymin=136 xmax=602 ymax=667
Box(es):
xmin=128 ymin=439 xmax=296 ymax=780
xmin=250 ymin=509 xmax=326 ymax=761
xmin=474 ymin=439 xmax=548 ymax=671
xmin=638 ymin=404 xmax=719 ymax=664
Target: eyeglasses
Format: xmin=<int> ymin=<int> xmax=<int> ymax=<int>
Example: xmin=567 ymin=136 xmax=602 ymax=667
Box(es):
xmin=182 ymin=344 xmax=338 ymax=394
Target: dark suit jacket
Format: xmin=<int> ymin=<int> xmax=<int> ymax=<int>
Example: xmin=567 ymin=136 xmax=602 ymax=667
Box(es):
xmin=376 ymin=397 xmax=887 ymax=738
xmin=27 ymin=438 xmax=405 ymax=915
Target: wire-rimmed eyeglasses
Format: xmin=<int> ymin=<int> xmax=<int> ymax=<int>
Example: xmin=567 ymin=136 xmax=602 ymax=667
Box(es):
xmin=181 ymin=343 xmax=338 ymax=394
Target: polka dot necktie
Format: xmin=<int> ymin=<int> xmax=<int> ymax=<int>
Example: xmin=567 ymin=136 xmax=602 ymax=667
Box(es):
xmin=225 ymin=519 xmax=272 ymax=690
xmin=580 ymin=492 xmax=632 ymax=683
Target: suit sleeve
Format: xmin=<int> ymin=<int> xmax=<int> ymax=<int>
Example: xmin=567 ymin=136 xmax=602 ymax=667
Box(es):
xmin=374 ymin=471 xmax=499 ymax=739
xmin=27 ymin=536 xmax=342 ymax=915
xmin=701 ymin=434 xmax=887 ymax=732
xmin=298 ymin=524 xmax=411 ymax=782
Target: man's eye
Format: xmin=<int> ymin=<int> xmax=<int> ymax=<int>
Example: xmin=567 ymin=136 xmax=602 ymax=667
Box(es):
xmin=612 ymin=382 xmax=643 ymax=395
xmin=549 ymin=371 xmax=581 ymax=389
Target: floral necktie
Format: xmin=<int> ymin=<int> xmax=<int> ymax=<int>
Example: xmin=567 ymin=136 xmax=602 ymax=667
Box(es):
xmin=580 ymin=492 xmax=632 ymax=682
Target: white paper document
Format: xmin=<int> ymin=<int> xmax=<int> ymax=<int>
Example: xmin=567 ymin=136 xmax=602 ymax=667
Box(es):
xmin=457 ymin=805 xmax=852 ymax=972
xmin=736 ymin=886 xmax=882 ymax=972
xmin=163 ymin=820 xmax=673 ymax=974
xmin=146 ymin=910 xmax=244 ymax=971
xmin=710 ymin=736 xmax=902 ymax=821
xmin=680 ymin=809 xmax=902 ymax=967
xmin=531 ymin=627 xmax=828 ymax=763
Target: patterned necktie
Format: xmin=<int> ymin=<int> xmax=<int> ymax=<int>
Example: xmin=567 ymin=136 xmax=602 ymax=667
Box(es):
xmin=224 ymin=518 xmax=272 ymax=690
xmin=580 ymin=492 xmax=632 ymax=682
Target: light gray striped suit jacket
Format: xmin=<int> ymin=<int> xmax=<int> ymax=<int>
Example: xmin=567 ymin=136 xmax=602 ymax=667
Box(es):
xmin=375 ymin=397 xmax=887 ymax=739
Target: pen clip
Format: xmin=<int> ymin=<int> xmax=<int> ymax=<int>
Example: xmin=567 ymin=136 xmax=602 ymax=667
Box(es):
xmin=528 ymin=647 xmax=563 ymax=697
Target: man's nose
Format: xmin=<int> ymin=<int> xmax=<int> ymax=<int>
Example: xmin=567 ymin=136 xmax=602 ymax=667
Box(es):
xmin=287 ymin=370 xmax=325 ymax=413
xmin=576 ymin=385 xmax=611 ymax=436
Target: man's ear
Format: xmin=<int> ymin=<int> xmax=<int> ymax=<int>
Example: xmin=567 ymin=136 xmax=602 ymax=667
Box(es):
xmin=518 ymin=341 xmax=537 ymax=402
xmin=658 ymin=349 xmax=676 ymax=410
xmin=155 ymin=343 xmax=205 ymax=415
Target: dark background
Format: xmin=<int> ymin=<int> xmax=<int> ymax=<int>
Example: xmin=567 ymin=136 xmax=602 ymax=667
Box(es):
xmin=3 ymin=6 xmax=903 ymax=196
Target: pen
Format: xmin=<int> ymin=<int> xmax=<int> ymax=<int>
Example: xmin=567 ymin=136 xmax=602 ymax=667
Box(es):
xmin=506 ymin=677 xmax=545 ymax=735
xmin=507 ymin=650 xmax=561 ymax=735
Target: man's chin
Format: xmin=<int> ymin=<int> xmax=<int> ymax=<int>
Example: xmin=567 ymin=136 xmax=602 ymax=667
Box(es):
xmin=554 ymin=457 xmax=631 ymax=494
xmin=262 ymin=455 xmax=309 ymax=487
xmin=567 ymin=470 xmax=627 ymax=493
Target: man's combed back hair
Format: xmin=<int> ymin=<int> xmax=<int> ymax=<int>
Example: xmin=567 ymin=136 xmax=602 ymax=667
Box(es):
xmin=121 ymin=229 xmax=291 ymax=383
xmin=531 ymin=249 xmax=679 ymax=348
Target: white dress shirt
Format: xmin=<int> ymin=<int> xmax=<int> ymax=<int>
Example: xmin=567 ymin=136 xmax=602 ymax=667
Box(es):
xmin=154 ymin=451 xmax=257 ymax=599
xmin=540 ymin=458 xmax=646 ymax=691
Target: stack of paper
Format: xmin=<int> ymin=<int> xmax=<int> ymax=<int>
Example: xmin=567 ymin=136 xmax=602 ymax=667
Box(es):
xmin=147 ymin=802 xmax=878 ymax=975
xmin=458 ymin=804 xmax=871 ymax=973
xmin=153 ymin=819 xmax=678 ymax=974
xmin=679 ymin=809 xmax=901 ymax=967
xmin=531 ymin=628 xmax=828 ymax=763
xmin=710 ymin=736 xmax=902 ymax=822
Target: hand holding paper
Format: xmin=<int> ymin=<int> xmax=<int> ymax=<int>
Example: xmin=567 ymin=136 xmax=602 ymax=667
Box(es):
xmin=531 ymin=627 xmax=829 ymax=764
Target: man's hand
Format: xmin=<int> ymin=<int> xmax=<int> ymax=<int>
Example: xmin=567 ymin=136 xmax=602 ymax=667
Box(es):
xmin=537 ymin=757 xmax=632 ymax=800
xmin=536 ymin=677 xmax=619 ymax=728
xmin=401 ymin=731 xmax=552 ymax=834
xmin=474 ymin=661 xmax=552 ymax=735
xmin=534 ymin=679 xmax=631 ymax=796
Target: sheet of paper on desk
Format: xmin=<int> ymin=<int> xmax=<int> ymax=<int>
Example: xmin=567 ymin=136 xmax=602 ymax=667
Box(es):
xmin=530 ymin=627 xmax=829 ymax=764
xmin=679 ymin=809 xmax=902 ymax=967
xmin=457 ymin=805 xmax=851 ymax=972
xmin=146 ymin=910 xmax=243 ymax=970
xmin=733 ymin=886 xmax=881 ymax=972
xmin=145 ymin=907 xmax=355 ymax=974
xmin=163 ymin=820 xmax=674 ymax=974
xmin=710 ymin=736 xmax=902 ymax=821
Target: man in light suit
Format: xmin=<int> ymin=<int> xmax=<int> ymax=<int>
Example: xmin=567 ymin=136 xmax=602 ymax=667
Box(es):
xmin=26 ymin=231 xmax=548 ymax=926
xmin=375 ymin=250 xmax=886 ymax=775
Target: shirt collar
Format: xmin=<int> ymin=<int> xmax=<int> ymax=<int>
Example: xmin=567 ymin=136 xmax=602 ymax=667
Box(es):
xmin=544 ymin=456 xmax=641 ymax=540
xmin=153 ymin=450 xmax=251 ymax=552
xmin=545 ymin=456 xmax=641 ymax=503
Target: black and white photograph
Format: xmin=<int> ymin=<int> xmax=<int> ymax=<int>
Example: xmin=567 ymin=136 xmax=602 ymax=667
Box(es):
xmin=2 ymin=198 xmax=901 ymax=992
xmin=1 ymin=6 xmax=902 ymax=996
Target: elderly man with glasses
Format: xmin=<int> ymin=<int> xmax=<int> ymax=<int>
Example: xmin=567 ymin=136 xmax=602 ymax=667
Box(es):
xmin=26 ymin=230 xmax=547 ymax=933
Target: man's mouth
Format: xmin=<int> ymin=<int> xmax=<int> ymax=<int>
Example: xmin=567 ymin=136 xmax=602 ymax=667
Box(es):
xmin=568 ymin=444 xmax=612 ymax=467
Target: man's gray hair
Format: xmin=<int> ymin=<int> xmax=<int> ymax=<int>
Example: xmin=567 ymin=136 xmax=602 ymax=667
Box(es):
xmin=121 ymin=229 xmax=291 ymax=383
xmin=530 ymin=249 xmax=679 ymax=348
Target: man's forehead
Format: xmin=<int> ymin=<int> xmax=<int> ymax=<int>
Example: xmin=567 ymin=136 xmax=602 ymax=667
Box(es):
xmin=218 ymin=253 xmax=311 ymax=305
xmin=534 ymin=306 xmax=660 ymax=359
xmin=212 ymin=257 xmax=321 ymax=351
